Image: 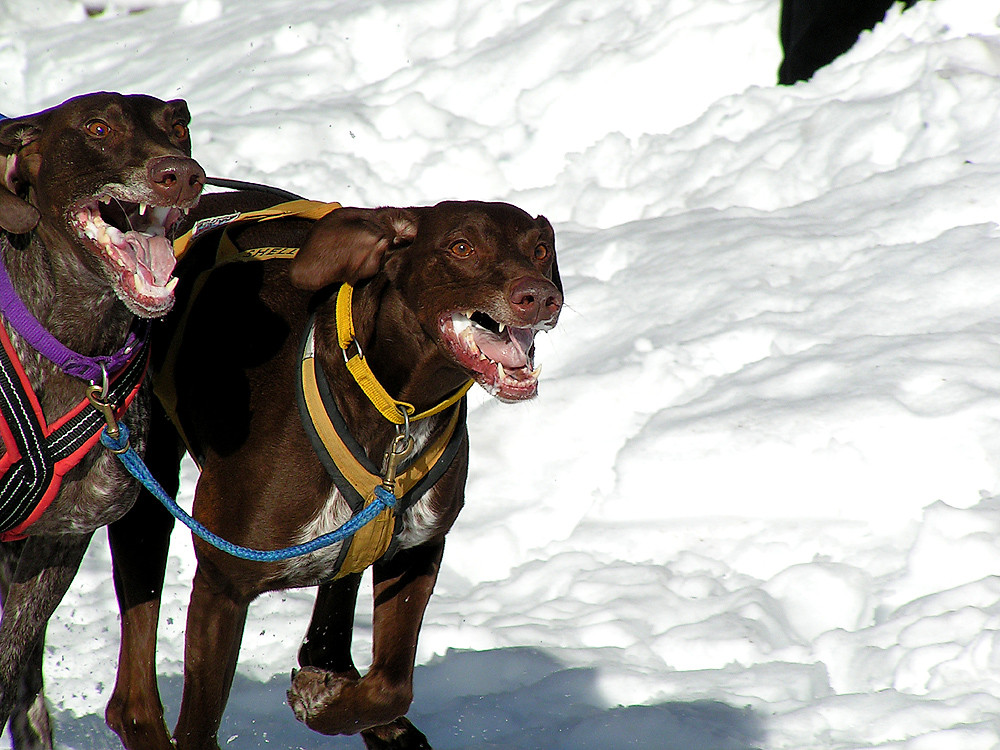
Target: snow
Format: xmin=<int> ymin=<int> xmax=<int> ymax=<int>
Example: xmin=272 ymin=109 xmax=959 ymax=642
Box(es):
xmin=5 ymin=0 xmax=1000 ymax=747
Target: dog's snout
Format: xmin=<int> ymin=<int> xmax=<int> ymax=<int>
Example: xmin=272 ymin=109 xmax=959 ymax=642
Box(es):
xmin=148 ymin=155 xmax=206 ymax=204
xmin=509 ymin=276 xmax=562 ymax=327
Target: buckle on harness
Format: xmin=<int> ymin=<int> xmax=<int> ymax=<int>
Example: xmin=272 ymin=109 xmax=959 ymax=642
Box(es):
xmin=381 ymin=406 xmax=415 ymax=493
xmin=381 ymin=432 xmax=414 ymax=493
xmin=87 ymin=365 xmax=129 ymax=452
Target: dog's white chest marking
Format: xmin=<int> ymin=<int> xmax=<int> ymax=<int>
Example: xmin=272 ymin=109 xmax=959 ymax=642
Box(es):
xmin=282 ymin=422 xmax=444 ymax=583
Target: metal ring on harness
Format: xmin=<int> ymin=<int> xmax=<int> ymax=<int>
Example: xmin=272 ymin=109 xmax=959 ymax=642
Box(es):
xmin=86 ymin=363 xmax=126 ymax=446
xmin=342 ymin=337 xmax=363 ymax=363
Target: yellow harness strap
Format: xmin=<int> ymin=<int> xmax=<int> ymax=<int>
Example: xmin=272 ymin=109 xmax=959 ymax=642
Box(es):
xmin=335 ymin=283 xmax=473 ymax=424
xmin=300 ymin=322 xmax=465 ymax=576
xmin=166 ymin=199 xmax=470 ymax=576
xmin=172 ymin=199 xmax=342 ymax=260
xmin=161 ymin=200 xmax=342 ymax=459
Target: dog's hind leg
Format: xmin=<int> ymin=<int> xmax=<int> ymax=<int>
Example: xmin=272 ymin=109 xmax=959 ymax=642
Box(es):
xmin=0 ymin=541 xmax=53 ymax=750
xmin=0 ymin=534 xmax=90 ymax=743
xmin=106 ymin=407 xmax=181 ymax=750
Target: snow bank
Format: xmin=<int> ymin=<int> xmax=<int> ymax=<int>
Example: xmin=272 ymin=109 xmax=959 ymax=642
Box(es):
xmin=5 ymin=0 xmax=1000 ymax=747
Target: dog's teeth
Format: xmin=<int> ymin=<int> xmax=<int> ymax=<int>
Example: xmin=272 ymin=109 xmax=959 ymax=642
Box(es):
xmin=148 ymin=207 xmax=171 ymax=235
xmin=139 ymin=202 xmax=148 ymax=216
xmin=531 ymin=364 xmax=542 ymax=378
xmin=99 ymin=195 xmax=111 ymax=204
xmin=165 ymin=276 xmax=179 ymax=293
xmin=497 ymin=363 xmax=506 ymax=380
xmin=498 ymin=323 xmax=506 ymax=335
xmin=451 ymin=313 xmax=470 ymax=334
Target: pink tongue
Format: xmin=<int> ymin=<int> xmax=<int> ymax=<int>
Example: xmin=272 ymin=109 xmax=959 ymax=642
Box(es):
xmin=472 ymin=326 xmax=534 ymax=369
xmin=126 ymin=232 xmax=177 ymax=286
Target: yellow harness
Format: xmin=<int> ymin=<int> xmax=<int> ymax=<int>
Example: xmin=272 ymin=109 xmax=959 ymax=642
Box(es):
xmin=167 ymin=200 xmax=470 ymax=575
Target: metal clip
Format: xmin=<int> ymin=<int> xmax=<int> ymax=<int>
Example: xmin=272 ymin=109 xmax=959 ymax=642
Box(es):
xmin=87 ymin=384 xmax=121 ymax=441
xmin=381 ymin=432 xmax=414 ymax=493
xmin=341 ymin=337 xmax=364 ymax=363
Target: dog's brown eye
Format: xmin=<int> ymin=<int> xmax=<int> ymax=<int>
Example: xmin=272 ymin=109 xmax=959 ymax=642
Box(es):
xmin=85 ymin=120 xmax=110 ymax=138
xmin=534 ymin=243 xmax=549 ymax=261
xmin=173 ymin=122 xmax=189 ymax=140
xmin=449 ymin=240 xmax=474 ymax=258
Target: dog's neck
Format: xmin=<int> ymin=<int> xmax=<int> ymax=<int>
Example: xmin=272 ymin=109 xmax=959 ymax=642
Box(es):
xmin=312 ymin=279 xmax=468 ymax=461
xmin=1 ymin=228 xmax=134 ymax=386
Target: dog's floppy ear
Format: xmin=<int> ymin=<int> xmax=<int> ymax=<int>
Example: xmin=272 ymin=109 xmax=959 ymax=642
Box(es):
xmin=0 ymin=117 xmax=42 ymax=234
xmin=289 ymin=206 xmax=418 ymax=291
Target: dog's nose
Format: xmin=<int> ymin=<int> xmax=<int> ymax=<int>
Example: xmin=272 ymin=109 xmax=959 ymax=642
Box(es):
xmin=509 ymin=276 xmax=562 ymax=328
xmin=148 ymin=155 xmax=206 ymax=204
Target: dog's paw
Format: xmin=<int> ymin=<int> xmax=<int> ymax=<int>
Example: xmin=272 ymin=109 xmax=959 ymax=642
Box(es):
xmin=361 ymin=717 xmax=433 ymax=750
xmin=287 ymin=667 xmax=353 ymax=726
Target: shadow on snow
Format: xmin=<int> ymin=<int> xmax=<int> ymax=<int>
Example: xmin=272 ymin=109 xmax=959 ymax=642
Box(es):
xmin=48 ymin=647 xmax=764 ymax=749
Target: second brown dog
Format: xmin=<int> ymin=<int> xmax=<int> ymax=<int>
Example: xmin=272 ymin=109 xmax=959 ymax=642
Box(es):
xmin=106 ymin=191 xmax=563 ymax=750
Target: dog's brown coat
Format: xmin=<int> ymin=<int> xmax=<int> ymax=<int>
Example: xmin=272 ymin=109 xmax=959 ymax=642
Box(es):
xmin=0 ymin=92 xmax=204 ymax=748
xmin=108 ymin=191 xmax=562 ymax=749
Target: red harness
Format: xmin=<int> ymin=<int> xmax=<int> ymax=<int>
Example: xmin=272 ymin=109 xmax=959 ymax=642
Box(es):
xmin=0 ymin=323 xmax=148 ymax=540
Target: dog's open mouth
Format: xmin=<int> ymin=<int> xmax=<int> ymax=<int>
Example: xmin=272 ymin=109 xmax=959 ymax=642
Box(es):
xmin=439 ymin=310 xmax=542 ymax=402
xmin=71 ymin=194 xmax=184 ymax=317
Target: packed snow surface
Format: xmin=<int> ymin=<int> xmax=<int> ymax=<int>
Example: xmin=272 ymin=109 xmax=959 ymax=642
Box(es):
xmin=5 ymin=0 xmax=1000 ymax=747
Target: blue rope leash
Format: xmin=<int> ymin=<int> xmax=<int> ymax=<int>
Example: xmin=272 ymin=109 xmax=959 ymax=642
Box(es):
xmin=100 ymin=423 xmax=396 ymax=562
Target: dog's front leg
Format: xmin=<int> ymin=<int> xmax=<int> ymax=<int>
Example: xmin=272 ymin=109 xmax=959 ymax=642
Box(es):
xmin=106 ymin=406 xmax=182 ymax=750
xmin=288 ymin=542 xmax=443 ymax=747
xmin=293 ymin=574 xmax=431 ymax=749
xmin=0 ymin=533 xmax=91 ymax=738
xmin=106 ymin=496 xmax=177 ymax=750
xmin=8 ymin=635 xmax=52 ymax=750
xmin=0 ymin=541 xmax=52 ymax=750
xmin=173 ymin=565 xmax=250 ymax=750
xmin=297 ymin=572 xmax=364 ymax=675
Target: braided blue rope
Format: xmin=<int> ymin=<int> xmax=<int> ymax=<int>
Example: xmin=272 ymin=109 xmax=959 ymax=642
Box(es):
xmin=101 ymin=423 xmax=396 ymax=562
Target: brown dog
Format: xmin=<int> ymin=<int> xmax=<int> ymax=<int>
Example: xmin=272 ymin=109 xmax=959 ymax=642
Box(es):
xmin=106 ymin=190 xmax=562 ymax=749
xmin=0 ymin=93 xmax=204 ymax=748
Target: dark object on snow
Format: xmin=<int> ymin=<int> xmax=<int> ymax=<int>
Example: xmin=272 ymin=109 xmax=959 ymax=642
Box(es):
xmin=778 ymin=0 xmax=921 ymax=84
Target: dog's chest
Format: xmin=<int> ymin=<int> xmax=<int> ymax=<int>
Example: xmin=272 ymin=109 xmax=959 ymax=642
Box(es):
xmin=0 ymin=324 xmax=145 ymax=536
xmin=277 ymin=425 xmax=445 ymax=585
xmin=275 ymin=488 xmax=443 ymax=586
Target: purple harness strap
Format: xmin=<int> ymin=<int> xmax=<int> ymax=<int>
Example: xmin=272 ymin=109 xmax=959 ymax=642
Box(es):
xmin=0 ymin=258 xmax=148 ymax=382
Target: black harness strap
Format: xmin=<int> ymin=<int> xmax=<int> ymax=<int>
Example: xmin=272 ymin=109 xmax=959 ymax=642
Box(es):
xmin=296 ymin=318 xmax=468 ymax=575
xmin=0 ymin=328 xmax=148 ymax=539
